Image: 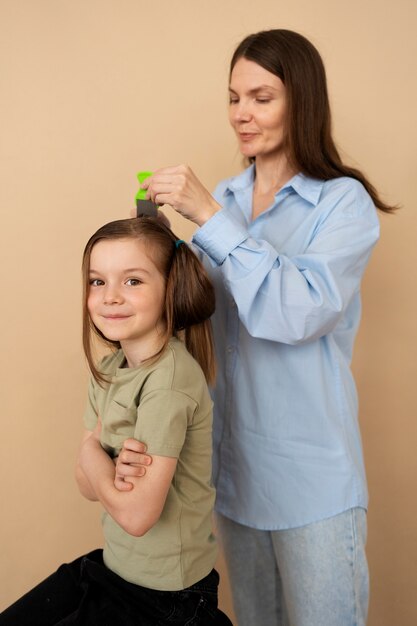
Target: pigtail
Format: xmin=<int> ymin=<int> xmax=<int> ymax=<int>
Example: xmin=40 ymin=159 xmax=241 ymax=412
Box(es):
xmin=184 ymin=320 xmax=216 ymax=386
xmin=166 ymin=243 xmax=216 ymax=385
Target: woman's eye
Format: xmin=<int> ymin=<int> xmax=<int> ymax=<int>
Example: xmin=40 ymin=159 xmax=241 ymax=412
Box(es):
xmin=256 ymin=98 xmax=271 ymax=103
xmin=126 ymin=278 xmax=141 ymax=286
xmin=89 ymin=279 xmax=104 ymax=286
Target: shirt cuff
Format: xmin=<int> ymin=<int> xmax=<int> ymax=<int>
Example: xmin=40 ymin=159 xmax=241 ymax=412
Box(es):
xmin=192 ymin=210 xmax=248 ymax=265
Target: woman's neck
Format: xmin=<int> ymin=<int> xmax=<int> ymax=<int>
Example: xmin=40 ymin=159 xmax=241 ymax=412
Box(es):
xmin=251 ymin=155 xmax=298 ymax=220
xmin=253 ymin=154 xmax=297 ymax=196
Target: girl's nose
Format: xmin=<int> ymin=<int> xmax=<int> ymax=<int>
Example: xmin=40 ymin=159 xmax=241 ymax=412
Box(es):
xmin=103 ymin=286 xmax=123 ymax=304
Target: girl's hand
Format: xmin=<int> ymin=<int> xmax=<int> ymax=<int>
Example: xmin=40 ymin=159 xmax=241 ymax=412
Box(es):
xmin=114 ymin=438 xmax=152 ymax=492
xmin=141 ymin=165 xmax=221 ymax=226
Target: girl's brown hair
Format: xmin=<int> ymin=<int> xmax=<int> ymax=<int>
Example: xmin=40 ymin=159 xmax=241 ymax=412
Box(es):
xmin=82 ymin=217 xmax=216 ymax=385
xmin=231 ymin=29 xmax=397 ymax=213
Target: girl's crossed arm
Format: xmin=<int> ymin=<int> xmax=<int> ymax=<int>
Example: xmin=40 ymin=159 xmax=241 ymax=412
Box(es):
xmin=76 ymin=426 xmax=176 ymax=537
xmin=75 ymin=429 xmax=100 ymax=501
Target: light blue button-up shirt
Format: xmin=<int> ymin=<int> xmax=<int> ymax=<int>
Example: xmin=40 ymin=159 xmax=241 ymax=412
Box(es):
xmin=192 ymin=164 xmax=380 ymax=530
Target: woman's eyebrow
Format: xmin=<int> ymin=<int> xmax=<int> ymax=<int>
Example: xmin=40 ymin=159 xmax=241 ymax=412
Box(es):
xmin=228 ymin=85 xmax=277 ymax=94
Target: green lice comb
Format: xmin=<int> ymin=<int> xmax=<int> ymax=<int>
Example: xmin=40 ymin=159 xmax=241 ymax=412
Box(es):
xmin=136 ymin=171 xmax=158 ymax=217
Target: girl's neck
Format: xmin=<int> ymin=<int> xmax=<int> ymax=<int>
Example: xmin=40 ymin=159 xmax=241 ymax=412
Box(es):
xmin=121 ymin=330 xmax=169 ymax=368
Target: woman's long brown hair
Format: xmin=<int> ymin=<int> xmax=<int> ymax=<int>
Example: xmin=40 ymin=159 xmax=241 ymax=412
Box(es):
xmin=231 ymin=29 xmax=397 ymax=213
xmin=82 ymin=217 xmax=216 ymax=385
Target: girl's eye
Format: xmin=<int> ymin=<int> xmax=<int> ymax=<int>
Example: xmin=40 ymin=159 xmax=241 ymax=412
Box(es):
xmin=89 ymin=279 xmax=104 ymax=286
xmin=229 ymin=98 xmax=239 ymax=104
xmin=256 ymin=98 xmax=271 ymax=103
xmin=126 ymin=278 xmax=141 ymax=286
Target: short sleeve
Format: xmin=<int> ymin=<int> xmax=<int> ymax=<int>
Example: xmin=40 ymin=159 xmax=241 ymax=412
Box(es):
xmin=133 ymin=389 xmax=197 ymax=458
xmin=83 ymin=378 xmax=99 ymax=431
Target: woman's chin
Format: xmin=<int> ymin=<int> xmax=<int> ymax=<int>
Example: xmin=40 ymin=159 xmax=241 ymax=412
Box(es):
xmin=239 ymin=146 xmax=257 ymax=159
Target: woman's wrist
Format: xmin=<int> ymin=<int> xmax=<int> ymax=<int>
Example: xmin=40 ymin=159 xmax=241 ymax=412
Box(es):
xmin=194 ymin=198 xmax=221 ymax=227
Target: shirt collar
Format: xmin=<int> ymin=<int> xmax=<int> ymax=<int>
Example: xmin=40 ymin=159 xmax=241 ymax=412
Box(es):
xmin=225 ymin=164 xmax=256 ymax=192
xmin=225 ymin=165 xmax=324 ymax=207
xmin=284 ymin=173 xmax=324 ymax=206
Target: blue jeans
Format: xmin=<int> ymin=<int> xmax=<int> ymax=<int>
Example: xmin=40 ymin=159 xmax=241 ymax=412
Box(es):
xmin=0 ymin=549 xmax=232 ymax=625
xmin=217 ymin=508 xmax=369 ymax=626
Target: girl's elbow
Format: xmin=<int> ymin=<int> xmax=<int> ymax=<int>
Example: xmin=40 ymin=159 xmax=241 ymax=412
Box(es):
xmin=123 ymin=516 xmax=151 ymax=537
xmin=119 ymin=509 xmax=161 ymax=537
xmin=75 ymin=465 xmax=97 ymax=501
xmin=123 ymin=523 xmax=147 ymax=538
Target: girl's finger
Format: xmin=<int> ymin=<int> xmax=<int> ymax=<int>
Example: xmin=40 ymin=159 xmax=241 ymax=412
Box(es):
xmin=119 ymin=450 xmax=151 ymax=466
xmin=114 ymin=477 xmax=133 ymax=491
xmin=122 ymin=438 xmax=147 ymax=453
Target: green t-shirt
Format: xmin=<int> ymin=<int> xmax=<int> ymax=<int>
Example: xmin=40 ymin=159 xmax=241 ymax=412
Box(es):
xmin=84 ymin=337 xmax=217 ymax=591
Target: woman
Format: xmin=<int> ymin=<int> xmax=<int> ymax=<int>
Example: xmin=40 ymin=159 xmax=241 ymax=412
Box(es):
xmin=123 ymin=29 xmax=396 ymax=626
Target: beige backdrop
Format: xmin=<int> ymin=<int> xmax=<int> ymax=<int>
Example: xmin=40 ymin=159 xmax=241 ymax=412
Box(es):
xmin=1 ymin=0 xmax=416 ymax=624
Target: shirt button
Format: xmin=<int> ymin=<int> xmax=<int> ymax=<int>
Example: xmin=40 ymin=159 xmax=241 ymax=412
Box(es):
xmin=227 ymin=346 xmax=234 ymax=353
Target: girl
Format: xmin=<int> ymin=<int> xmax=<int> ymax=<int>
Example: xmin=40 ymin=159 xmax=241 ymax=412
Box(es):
xmin=0 ymin=217 xmax=232 ymax=625
xmin=121 ymin=29 xmax=397 ymax=626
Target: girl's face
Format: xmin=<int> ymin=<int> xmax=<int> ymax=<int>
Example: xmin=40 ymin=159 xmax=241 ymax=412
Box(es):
xmin=87 ymin=238 xmax=166 ymax=357
xmin=228 ymin=57 xmax=288 ymax=162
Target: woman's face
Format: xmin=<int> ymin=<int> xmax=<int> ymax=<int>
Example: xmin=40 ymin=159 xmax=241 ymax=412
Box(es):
xmin=228 ymin=57 xmax=287 ymax=162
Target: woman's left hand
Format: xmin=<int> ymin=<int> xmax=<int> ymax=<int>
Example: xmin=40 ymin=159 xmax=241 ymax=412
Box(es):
xmin=141 ymin=164 xmax=221 ymax=226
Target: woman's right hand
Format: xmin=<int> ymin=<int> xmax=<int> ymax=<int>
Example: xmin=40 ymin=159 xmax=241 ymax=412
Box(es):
xmin=114 ymin=439 xmax=152 ymax=491
xmin=142 ymin=165 xmax=221 ymax=226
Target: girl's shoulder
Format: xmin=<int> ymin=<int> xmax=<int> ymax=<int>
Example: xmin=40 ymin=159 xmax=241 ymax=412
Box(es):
xmin=145 ymin=338 xmax=210 ymax=400
xmin=157 ymin=338 xmax=205 ymax=380
xmin=97 ymin=350 xmax=125 ymax=376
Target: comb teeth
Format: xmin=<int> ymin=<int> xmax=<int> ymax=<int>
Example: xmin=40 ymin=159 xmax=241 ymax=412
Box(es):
xmin=136 ymin=199 xmax=158 ymax=217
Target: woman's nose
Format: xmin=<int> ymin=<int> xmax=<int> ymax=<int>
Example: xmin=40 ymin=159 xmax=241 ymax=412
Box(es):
xmin=233 ymin=100 xmax=252 ymax=122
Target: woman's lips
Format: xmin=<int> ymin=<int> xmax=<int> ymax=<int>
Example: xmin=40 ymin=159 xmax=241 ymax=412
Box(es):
xmin=239 ymin=132 xmax=257 ymax=141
